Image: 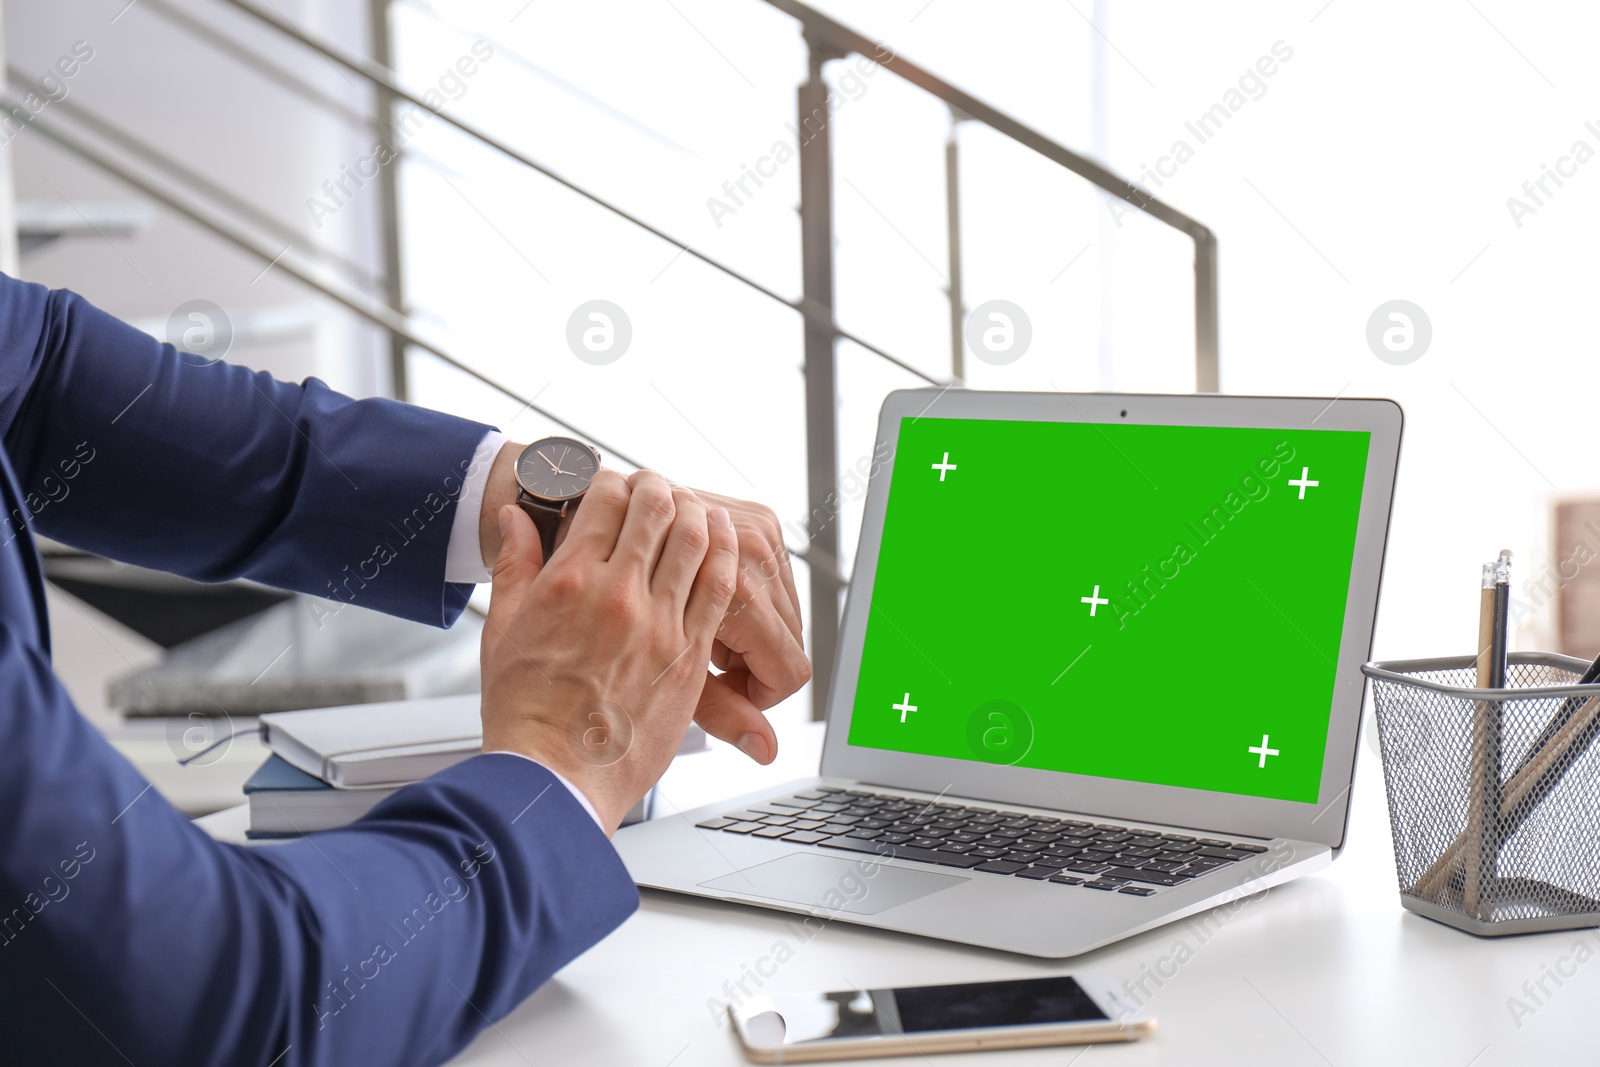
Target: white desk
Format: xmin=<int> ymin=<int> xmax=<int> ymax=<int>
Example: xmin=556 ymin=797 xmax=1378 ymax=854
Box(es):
xmin=201 ymin=718 xmax=1593 ymax=1066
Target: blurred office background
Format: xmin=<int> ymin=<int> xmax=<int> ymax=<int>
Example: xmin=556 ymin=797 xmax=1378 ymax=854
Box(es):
xmin=6 ymin=0 xmax=1598 ymax=811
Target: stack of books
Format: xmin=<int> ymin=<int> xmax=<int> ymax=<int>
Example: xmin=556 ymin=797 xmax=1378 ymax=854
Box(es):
xmin=243 ymin=694 xmax=700 ymax=838
xmin=244 ymin=757 xmax=397 ymax=837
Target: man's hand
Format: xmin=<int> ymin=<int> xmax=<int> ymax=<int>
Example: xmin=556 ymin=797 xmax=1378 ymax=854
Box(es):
xmin=684 ymin=488 xmax=810 ymax=765
xmin=480 ymin=470 xmax=739 ymax=833
xmin=480 ymin=442 xmax=811 ymax=766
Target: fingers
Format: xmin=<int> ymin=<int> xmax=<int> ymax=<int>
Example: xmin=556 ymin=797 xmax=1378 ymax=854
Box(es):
xmin=717 ymin=579 xmax=813 ymax=710
xmin=707 ymin=495 xmax=802 ymax=642
xmin=652 ymin=486 xmax=710 ymax=608
xmin=745 ymin=550 xmax=802 ymax=643
xmin=694 ymin=669 xmax=777 ymax=765
xmin=734 ymin=507 xmax=801 ymax=641
xmin=612 ymin=470 xmax=677 ymax=570
xmin=770 ymin=551 xmax=803 ymax=639
xmin=711 ymin=639 xmax=740 ymax=673
xmin=487 ymin=505 xmax=545 ymax=630
xmin=685 ymin=506 xmax=739 ymax=646
xmin=559 ymin=469 xmax=630 ymax=561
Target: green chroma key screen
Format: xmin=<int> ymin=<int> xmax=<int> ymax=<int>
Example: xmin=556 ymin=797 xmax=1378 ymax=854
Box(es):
xmin=847 ymin=416 xmax=1371 ymax=804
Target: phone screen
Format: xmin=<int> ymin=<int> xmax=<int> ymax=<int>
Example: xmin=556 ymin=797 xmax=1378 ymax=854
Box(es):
xmin=740 ymin=976 xmax=1109 ymax=1048
xmin=894 ymin=976 xmax=1107 ymax=1031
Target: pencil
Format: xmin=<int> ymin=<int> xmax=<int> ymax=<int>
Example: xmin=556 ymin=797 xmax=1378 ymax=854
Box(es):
xmin=1460 ymin=559 xmax=1503 ymax=918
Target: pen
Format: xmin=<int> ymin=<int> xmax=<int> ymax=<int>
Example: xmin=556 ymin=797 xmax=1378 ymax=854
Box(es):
xmin=1489 ymin=549 xmax=1511 ymax=689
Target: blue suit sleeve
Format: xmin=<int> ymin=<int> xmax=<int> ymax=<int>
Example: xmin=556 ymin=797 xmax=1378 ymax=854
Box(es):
xmin=0 ymin=623 xmax=640 ymax=1066
xmin=0 ymin=274 xmax=642 ymax=1063
xmin=0 ymin=273 xmax=491 ymax=627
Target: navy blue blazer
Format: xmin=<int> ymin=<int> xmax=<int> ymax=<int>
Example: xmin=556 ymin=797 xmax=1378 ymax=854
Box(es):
xmin=0 ymin=275 xmax=639 ymax=1065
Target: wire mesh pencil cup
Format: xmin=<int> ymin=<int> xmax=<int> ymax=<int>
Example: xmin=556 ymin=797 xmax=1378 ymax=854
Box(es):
xmin=1362 ymin=652 xmax=1600 ymax=936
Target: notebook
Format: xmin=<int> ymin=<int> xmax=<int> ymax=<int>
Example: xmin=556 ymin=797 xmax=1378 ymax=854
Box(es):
xmin=259 ymin=694 xmax=712 ymax=790
xmin=245 ymin=754 xmax=658 ymax=838
xmin=244 ymin=755 xmax=397 ymax=837
xmin=259 ymin=694 xmax=482 ymax=788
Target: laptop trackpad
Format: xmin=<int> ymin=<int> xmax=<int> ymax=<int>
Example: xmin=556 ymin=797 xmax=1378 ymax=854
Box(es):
xmin=699 ymin=854 xmax=965 ymax=915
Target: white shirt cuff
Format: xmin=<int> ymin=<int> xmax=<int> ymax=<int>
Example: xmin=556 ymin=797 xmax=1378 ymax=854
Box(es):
xmin=444 ymin=430 xmax=506 ymax=585
xmin=486 ymin=750 xmax=605 ymax=830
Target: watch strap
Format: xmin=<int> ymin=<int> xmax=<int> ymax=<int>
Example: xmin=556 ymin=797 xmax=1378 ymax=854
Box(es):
xmin=516 ymin=490 xmax=564 ymax=563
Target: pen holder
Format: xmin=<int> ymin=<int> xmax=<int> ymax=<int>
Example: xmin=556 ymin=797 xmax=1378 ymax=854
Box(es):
xmin=1363 ymin=652 xmax=1600 ymax=936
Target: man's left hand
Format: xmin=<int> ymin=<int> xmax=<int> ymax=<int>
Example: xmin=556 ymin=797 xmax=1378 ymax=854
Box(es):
xmin=684 ymin=487 xmax=810 ymax=765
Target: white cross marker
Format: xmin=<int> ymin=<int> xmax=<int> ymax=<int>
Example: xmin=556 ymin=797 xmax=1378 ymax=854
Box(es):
xmin=893 ymin=692 xmax=919 ymax=723
xmin=1288 ymin=467 xmax=1320 ymax=500
xmin=1080 ymin=585 xmax=1110 ymax=617
xmin=931 ymin=452 xmax=958 ymax=481
xmin=1249 ymin=734 xmax=1281 ymax=768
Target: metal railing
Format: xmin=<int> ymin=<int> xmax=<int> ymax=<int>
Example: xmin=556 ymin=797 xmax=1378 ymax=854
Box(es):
xmin=10 ymin=0 xmax=1219 ymax=719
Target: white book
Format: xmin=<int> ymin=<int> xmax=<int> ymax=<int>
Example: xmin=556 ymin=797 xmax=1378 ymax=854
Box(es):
xmin=259 ymin=694 xmax=711 ymax=790
xmin=259 ymin=694 xmax=482 ymax=789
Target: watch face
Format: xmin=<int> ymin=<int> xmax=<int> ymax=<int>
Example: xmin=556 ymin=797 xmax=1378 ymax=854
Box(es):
xmin=516 ymin=437 xmax=601 ymax=501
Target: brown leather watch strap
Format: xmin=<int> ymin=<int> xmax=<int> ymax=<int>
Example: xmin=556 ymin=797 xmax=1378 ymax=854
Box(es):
xmin=516 ymin=491 xmax=565 ymax=563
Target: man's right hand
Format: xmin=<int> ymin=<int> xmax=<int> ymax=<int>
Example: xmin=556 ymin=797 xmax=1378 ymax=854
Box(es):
xmin=479 ymin=470 xmax=738 ymax=833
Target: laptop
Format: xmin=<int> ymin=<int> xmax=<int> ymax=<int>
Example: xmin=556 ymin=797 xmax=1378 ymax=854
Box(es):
xmin=615 ymin=389 xmax=1402 ymax=958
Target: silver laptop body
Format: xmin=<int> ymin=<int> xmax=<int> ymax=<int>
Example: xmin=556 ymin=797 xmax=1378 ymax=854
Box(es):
xmin=616 ymin=389 xmax=1403 ymax=958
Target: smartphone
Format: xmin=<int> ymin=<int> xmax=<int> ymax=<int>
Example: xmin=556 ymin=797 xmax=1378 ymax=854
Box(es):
xmin=728 ymin=972 xmax=1153 ymax=1062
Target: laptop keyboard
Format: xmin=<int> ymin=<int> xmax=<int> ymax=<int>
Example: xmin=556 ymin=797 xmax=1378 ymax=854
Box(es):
xmin=696 ymin=786 xmax=1270 ymax=897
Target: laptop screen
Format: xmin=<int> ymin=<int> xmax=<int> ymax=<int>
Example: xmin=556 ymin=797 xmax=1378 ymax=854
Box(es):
xmin=846 ymin=415 xmax=1372 ymax=804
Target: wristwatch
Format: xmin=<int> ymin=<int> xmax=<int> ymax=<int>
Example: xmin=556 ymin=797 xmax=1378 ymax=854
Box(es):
xmin=514 ymin=436 xmax=603 ymax=562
